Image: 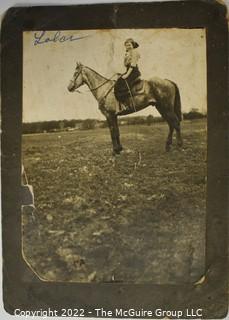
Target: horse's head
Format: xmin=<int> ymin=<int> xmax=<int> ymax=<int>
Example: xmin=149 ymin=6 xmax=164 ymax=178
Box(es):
xmin=68 ymin=62 xmax=84 ymax=92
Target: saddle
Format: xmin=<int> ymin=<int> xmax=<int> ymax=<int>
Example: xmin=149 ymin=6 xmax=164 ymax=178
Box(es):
xmin=131 ymin=78 xmax=145 ymax=95
xmin=117 ymin=79 xmax=146 ymax=113
xmin=114 ymin=76 xmax=146 ymax=113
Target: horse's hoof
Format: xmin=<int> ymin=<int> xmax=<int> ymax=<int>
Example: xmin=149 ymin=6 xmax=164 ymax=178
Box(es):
xmin=165 ymin=145 xmax=171 ymax=152
xmin=112 ymin=150 xmax=121 ymax=156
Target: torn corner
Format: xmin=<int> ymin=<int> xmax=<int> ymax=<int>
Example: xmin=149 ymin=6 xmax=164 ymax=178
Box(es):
xmin=214 ymin=0 xmax=229 ymax=20
xmin=215 ymin=0 xmax=227 ymax=6
xmin=194 ymin=269 xmax=209 ymax=286
xmin=21 ymin=184 xmax=35 ymax=207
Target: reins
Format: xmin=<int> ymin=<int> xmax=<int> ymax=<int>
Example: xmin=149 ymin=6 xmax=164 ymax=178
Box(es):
xmin=90 ymin=73 xmax=117 ymax=92
xmin=74 ymin=69 xmax=118 ymax=94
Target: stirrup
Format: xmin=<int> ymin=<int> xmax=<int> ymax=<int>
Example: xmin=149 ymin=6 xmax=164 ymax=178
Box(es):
xmin=119 ymin=102 xmax=129 ymax=112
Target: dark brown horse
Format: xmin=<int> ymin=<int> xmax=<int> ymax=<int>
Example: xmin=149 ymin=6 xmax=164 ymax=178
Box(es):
xmin=68 ymin=63 xmax=183 ymax=154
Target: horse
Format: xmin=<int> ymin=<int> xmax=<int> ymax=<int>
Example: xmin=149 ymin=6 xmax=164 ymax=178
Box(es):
xmin=68 ymin=62 xmax=183 ymax=154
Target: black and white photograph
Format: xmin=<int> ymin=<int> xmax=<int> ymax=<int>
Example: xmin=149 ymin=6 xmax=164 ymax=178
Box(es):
xmin=22 ymin=28 xmax=207 ymax=284
xmin=1 ymin=1 xmax=228 ymax=317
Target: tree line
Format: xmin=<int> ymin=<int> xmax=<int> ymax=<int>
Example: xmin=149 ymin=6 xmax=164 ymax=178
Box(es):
xmin=23 ymin=109 xmax=206 ymax=134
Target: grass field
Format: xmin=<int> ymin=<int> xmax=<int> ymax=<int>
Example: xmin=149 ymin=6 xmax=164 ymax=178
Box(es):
xmin=22 ymin=119 xmax=207 ymax=284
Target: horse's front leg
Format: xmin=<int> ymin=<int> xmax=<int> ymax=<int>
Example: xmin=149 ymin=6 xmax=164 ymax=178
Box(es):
xmin=113 ymin=115 xmax=123 ymax=152
xmin=106 ymin=114 xmax=121 ymax=155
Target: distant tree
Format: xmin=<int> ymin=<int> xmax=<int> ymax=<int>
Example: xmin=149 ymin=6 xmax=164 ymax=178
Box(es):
xmin=22 ymin=123 xmax=34 ymax=134
xmin=146 ymin=115 xmax=154 ymax=125
xmin=101 ymin=120 xmax=108 ymax=128
xmin=81 ymin=119 xmax=96 ymax=130
xmin=154 ymin=116 xmax=164 ymax=123
xmin=127 ymin=116 xmax=146 ymax=125
xmin=183 ymin=108 xmax=205 ymax=120
xmin=59 ymin=121 xmax=65 ymax=131
xmin=68 ymin=119 xmax=77 ymax=128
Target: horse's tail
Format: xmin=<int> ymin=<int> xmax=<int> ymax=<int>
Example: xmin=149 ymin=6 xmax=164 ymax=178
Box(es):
xmin=172 ymin=82 xmax=182 ymax=122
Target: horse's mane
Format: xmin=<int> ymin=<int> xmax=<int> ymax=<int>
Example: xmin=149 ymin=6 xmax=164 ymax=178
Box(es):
xmin=84 ymin=65 xmax=110 ymax=81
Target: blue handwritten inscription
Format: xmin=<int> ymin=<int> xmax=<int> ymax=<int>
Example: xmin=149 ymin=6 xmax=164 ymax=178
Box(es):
xmin=34 ymin=31 xmax=89 ymax=45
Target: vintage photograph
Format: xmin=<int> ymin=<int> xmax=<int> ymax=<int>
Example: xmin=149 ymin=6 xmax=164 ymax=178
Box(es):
xmin=22 ymin=28 xmax=207 ymax=284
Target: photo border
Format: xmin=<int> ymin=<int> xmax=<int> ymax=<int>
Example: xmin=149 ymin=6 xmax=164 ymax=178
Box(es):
xmin=1 ymin=1 xmax=228 ymax=318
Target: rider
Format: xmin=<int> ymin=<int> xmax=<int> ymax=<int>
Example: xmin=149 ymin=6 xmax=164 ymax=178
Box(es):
xmin=114 ymin=38 xmax=141 ymax=107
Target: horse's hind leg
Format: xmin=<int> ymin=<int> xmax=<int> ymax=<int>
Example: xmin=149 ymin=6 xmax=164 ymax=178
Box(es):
xmin=166 ymin=124 xmax=174 ymax=152
xmin=155 ymin=104 xmax=175 ymax=152
xmin=156 ymin=104 xmax=181 ymax=151
xmin=166 ymin=111 xmax=183 ymax=149
xmin=167 ymin=110 xmax=183 ymax=147
xmin=176 ymin=126 xmax=183 ymax=148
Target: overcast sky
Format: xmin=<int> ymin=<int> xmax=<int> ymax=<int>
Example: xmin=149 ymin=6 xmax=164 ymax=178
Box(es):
xmin=23 ymin=28 xmax=206 ymax=122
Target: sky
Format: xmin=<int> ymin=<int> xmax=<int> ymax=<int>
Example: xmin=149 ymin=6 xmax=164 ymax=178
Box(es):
xmin=23 ymin=28 xmax=206 ymax=122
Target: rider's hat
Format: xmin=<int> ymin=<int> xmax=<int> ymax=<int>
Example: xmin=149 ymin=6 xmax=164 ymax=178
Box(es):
xmin=124 ymin=38 xmax=139 ymax=48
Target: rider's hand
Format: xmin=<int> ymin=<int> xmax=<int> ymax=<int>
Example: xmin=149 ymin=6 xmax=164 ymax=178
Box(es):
xmin=122 ymin=74 xmax=128 ymax=79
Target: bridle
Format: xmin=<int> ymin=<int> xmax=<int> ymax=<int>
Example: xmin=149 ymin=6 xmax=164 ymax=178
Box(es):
xmin=71 ymin=64 xmax=118 ymax=93
xmin=70 ymin=65 xmax=83 ymax=88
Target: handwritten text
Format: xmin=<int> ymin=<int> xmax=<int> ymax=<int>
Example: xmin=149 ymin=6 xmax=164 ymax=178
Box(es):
xmin=34 ymin=31 xmax=89 ymax=45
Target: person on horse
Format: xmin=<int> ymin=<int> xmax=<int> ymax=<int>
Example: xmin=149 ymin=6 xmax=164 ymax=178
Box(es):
xmin=114 ymin=38 xmax=141 ymax=109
